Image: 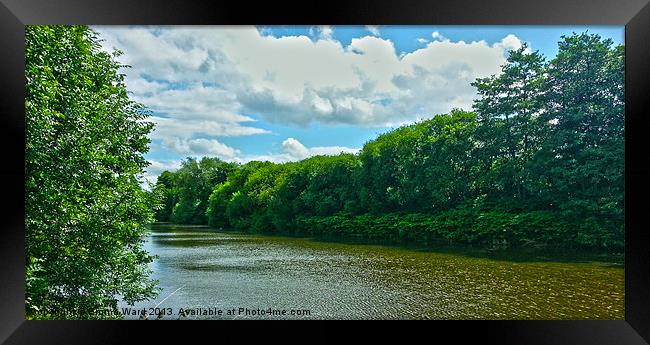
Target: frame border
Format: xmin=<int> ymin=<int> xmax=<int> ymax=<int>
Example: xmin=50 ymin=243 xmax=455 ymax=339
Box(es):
xmin=1 ymin=1 xmax=648 ymax=344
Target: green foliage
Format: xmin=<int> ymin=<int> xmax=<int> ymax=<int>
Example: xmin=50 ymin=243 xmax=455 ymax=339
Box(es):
xmin=25 ymin=26 xmax=159 ymax=319
xmin=156 ymin=32 xmax=623 ymax=252
xmin=358 ymin=109 xmax=479 ymax=213
xmin=156 ymin=157 xmax=237 ymax=225
xmin=472 ymin=44 xmax=548 ymax=205
xmin=292 ymin=207 xmax=585 ymax=249
xmin=536 ymin=33 xmax=624 ymax=236
xmin=153 ymin=171 xmax=177 ymax=222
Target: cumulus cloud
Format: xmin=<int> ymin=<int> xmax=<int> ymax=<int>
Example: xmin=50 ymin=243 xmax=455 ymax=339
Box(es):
xmin=281 ymin=138 xmax=311 ymax=160
xmin=96 ymin=26 xmax=522 ymax=130
xmin=161 ymin=137 xmax=240 ymax=159
xmin=150 ymin=116 xmax=269 ymax=140
xmin=238 ymin=138 xmax=359 ymax=163
xmin=496 ymin=33 xmax=524 ymax=51
xmin=232 ymin=31 xmax=521 ymax=127
xmin=147 ymin=137 xmax=358 ymax=175
xmin=318 ymin=25 xmax=334 ymax=40
xmin=95 ymin=26 xmax=267 ymax=141
xmin=146 ymin=159 xmax=182 ymax=175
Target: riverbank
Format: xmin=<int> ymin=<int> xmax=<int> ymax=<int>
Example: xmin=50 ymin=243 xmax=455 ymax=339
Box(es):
xmin=152 ymin=222 xmax=624 ymax=265
xmin=202 ymin=204 xmax=622 ymax=253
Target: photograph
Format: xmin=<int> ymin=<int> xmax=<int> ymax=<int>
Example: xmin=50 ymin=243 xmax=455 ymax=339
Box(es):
xmin=25 ymin=24 xmax=625 ymax=320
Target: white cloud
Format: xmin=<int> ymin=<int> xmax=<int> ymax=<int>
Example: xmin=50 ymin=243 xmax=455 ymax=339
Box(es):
xmin=96 ymin=26 xmax=522 ymax=130
xmin=281 ymin=137 xmax=311 ymax=160
xmin=95 ymin=26 xmax=268 ymax=142
xmin=146 ymin=159 xmax=182 ymax=175
xmin=365 ymin=25 xmax=380 ymax=36
xmin=142 ymin=159 xmax=182 ymax=186
xmin=237 ymin=138 xmax=359 ymax=163
xmin=231 ymin=30 xmax=521 ymax=127
xmin=400 ymin=35 xmax=516 ymax=77
xmin=307 ymin=144 xmax=360 ymax=157
xmin=161 ymin=137 xmax=240 ymax=159
xmin=494 ymin=34 xmax=524 ymax=51
xmin=150 ymin=116 xmax=269 ymax=140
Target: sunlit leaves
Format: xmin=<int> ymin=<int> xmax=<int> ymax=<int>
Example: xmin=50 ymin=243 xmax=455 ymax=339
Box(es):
xmin=26 ymin=26 xmax=158 ymax=319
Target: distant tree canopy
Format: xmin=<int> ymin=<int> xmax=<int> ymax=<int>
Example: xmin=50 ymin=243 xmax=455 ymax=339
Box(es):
xmin=25 ymin=26 xmax=159 ymax=319
xmin=155 ymin=33 xmax=624 ymax=251
xmin=153 ymin=157 xmax=238 ymax=225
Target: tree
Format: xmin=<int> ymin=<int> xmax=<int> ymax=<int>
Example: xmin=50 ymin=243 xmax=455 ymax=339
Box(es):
xmin=25 ymin=26 xmax=159 ymax=319
xmin=534 ymin=33 xmax=624 ymax=247
xmin=153 ymin=170 xmax=177 ymax=221
xmin=472 ymin=44 xmax=547 ymax=206
xmin=169 ymin=157 xmax=237 ymax=224
xmin=358 ymin=109 xmax=479 ymax=213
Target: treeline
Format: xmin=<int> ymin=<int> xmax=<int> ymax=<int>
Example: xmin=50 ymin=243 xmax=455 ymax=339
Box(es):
xmin=153 ymin=33 xmax=624 ymax=251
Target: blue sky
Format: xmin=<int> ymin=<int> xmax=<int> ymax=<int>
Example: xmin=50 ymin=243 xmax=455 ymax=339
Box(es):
xmin=261 ymin=25 xmax=623 ymax=59
xmin=94 ymin=25 xmax=624 ymax=183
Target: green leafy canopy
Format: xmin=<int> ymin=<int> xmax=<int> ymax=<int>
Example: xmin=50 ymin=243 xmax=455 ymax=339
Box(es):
xmin=26 ymin=25 xmax=159 ymax=319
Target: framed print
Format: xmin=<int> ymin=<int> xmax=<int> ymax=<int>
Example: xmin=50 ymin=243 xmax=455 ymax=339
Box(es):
xmin=1 ymin=0 xmax=649 ymax=344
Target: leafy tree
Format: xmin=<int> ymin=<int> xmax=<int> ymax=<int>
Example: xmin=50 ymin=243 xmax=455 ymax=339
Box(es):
xmin=207 ymin=161 xmax=265 ymax=228
xmin=535 ymin=33 xmax=624 ymax=247
xmin=297 ymin=154 xmax=361 ymax=216
xmin=169 ymin=157 xmax=237 ymax=224
xmin=416 ymin=110 xmax=480 ymax=211
xmin=359 ymin=109 xmax=479 ymax=213
xmin=153 ymin=170 xmax=177 ymax=221
xmin=472 ymin=44 xmax=547 ymax=206
xmin=25 ymin=26 xmax=159 ymax=319
xmin=224 ymin=161 xmax=277 ymax=230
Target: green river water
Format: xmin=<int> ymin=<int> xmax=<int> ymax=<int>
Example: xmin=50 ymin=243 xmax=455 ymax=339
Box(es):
xmin=120 ymin=223 xmax=624 ymax=320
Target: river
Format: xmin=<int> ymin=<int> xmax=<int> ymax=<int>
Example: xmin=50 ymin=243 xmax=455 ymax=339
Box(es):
xmin=119 ymin=223 xmax=624 ymax=320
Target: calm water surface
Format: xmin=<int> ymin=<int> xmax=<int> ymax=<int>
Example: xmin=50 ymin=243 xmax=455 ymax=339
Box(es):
xmin=120 ymin=223 xmax=623 ymax=320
